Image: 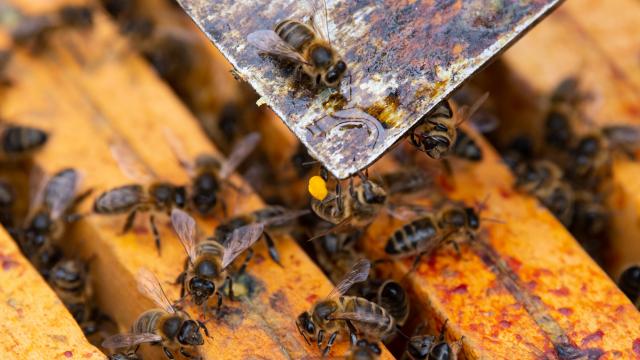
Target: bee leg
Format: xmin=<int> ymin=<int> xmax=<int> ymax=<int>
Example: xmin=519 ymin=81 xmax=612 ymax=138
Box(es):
xmin=238 ymin=248 xmax=254 ymax=274
xmin=179 ymin=347 xmax=196 ymax=359
xmin=198 ymin=319 xmax=211 ymax=338
xmin=162 ymin=346 xmax=175 ymax=360
xmin=322 ymin=331 xmax=339 ymax=357
xmin=121 ymin=209 xmax=138 ymax=235
xmin=149 ymin=214 xmax=161 ymax=255
xmin=216 ymin=291 xmax=223 ymax=313
xmin=226 ymin=276 xmax=235 ymax=301
xmin=317 ymin=329 xmax=325 ymax=349
xmin=263 ymin=231 xmax=282 ymax=267
xmin=408 ymin=252 xmax=425 ymax=274
xmin=336 ymin=182 xmax=343 ymax=213
xmin=449 ymin=239 xmax=461 ymax=257
xmin=220 ymin=200 xmax=228 ymax=218
xmin=441 ymin=158 xmax=454 ymax=177
xmin=346 ymin=320 xmax=358 ymax=345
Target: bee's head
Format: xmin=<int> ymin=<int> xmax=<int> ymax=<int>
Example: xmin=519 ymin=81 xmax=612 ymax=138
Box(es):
xmin=358 ymin=179 xmax=387 ymax=206
xmin=177 ymin=319 xmax=204 ymax=346
xmin=407 ymin=335 xmax=436 ymax=360
xmin=188 ymin=276 xmax=216 ymax=305
xmin=296 ymin=311 xmax=316 ymax=344
xmin=324 ymin=60 xmax=347 ymax=87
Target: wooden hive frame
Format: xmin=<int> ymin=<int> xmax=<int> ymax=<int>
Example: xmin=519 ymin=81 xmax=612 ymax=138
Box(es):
xmin=0 ymin=0 xmax=394 ymax=359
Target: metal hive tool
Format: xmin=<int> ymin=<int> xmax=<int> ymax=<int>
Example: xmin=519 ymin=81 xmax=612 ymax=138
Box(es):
xmin=177 ymin=0 xmax=563 ymax=179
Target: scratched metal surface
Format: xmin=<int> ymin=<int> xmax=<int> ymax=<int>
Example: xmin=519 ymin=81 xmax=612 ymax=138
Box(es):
xmin=178 ymin=0 xmax=562 ymax=179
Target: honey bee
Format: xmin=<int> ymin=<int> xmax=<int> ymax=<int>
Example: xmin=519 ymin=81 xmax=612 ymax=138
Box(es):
xmin=93 ymin=141 xmax=188 ymax=254
xmin=23 ymin=168 xmax=91 ymax=274
xmin=214 ymin=206 xmax=309 ymax=266
xmin=11 ymin=5 xmax=94 ymax=51
xmin=102 ymin=268 xmax=207 ymax=360
xmin=297 ymin=259 xmax=397 ymax=356
xmin=247 ymin=0 xmax=347 ymax=88
xmin=384 ymin=204 xmax=481 ymax=269
xmin=0 ymin=124 xmax=48 ymax=160
xmin=49 ymin=258 xmax=97 ymax=335
xmin=618 ymin=265 xmax=640 ymax=309
xmin=347 ymin=339 xmax=382 ymax=360
xmin=171 ymin=209 xmax=265 ymax=314
xmin=165 ymin=129 xmax=261 ymax=216
xmin=514 ymin=160 xmax=574 ymax=226
xmin=403 ymin=322 xmax=461 ymax=360
xmin=409 ymin=93 xmax=489 ymax=161
xmin=311 ymin=174 xmax=388 ymax=230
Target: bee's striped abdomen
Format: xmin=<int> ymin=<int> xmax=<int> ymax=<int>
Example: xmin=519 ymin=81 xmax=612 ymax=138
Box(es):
xmin=384 ymin=217 xmax=438 ymax=256
xmin=275 ymin=20 xmax=315 ymax=51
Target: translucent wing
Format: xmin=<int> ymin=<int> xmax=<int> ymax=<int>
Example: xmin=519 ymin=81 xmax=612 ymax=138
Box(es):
xmin=303 ymin=0 xmax=331 ymax=43
xmin=170 ymin=209 xmax=198 ymax=263
xmin=136 ymin=268 xmax=175 ymax=313
xmin=469 ymin=112 xmax=500 ymax=133
xmin=102 ymin=333 xmax=162 ymax=349
xmin=221 ymin=223 xmax=265 ymax=269
xmin=260 ymin=208 xmax=310 ymax=227
xmin=24 ymin=166 xmax=48 ymax=225
xmin=45 ymin=168 xmax=79 ymax=221
xmin=603 ymin=125 xmax=640 ymax=150
xmin=247 ymin=30 xmax=310 ymax=65
xmin=455 ymin=92 xmax=490 ymax=127
xmin=327 ymin=258 xmax=370 ymax=298
xmin=163 ymin=127 xmax=196 ymax=177
xmin=110 ymin=140 xmax=156 ymax=183
xmin=219 ymin=132 xmax=261 ymax=179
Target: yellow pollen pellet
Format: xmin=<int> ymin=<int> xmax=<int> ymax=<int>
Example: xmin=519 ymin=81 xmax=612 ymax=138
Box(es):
xmin=308 ymin=175 xmax=328 ymax=201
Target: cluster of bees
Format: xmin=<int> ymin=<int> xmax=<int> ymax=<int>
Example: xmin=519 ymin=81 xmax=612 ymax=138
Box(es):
xmin=493 ymin=77 xmax=638 ymax=266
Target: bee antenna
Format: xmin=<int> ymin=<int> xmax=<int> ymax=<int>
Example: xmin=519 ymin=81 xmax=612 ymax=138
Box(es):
xmin=480 ymin=217 xmax=505 ymax=224
xmin=301 ymin=160 xmax=320 ymax=167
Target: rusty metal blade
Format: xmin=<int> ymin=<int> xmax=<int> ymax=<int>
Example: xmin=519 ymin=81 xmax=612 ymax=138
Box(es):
xmin=177 ymin=0 xmax=563 ymax=179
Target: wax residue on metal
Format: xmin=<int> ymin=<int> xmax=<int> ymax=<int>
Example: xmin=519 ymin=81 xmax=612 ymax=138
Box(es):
xmin=178 ymin=0 xmax=563 ymax=178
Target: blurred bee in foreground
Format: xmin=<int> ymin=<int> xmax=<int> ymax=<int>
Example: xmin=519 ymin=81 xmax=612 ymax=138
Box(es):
xmin=409 ymin=93 xmax=492 ymax=166
xmin=214 ymin=206 xmax=309 ymax=266
xmin=347 ymin=339 xmax=382 ymax=360
xmin=171 ymin=209 xmax=265 ymax=315
xmin=297 ymin=259 xmax=397 ymax=356
xmin=513 ymin=160 xmax=574 ymax=226
xmin=402 ymin=321 xmax=462 ymax=360
xmin=0 ymin=124 xmax=48 ymax=160
xmin=23 ymin=168 xmax=91 ymax=274
xmin=618 ymin=265 xmax=640 ymax=309
xmin=93 ymin=141 xmax=187 ymax=254
xmin=49 ymin=258 xmax=97 ymax=335
xmin=11 ymin=5 xmax=94 ymax=51
xmin=165 ymin=129 xmax=261 ymax=216
xmin=247 ymin=0 xmax=347 ymax=88
xmin=103 ymin=268 xmax=208 ymax=360
xmin=384 ymin=202 xmax=486 ymax=270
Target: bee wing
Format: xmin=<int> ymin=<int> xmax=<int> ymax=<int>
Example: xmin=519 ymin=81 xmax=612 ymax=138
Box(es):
xmin=247 ymin=30 xmax=310 ymax=65
xmin=327 ymin=258 xmax=370 ymax=298
xmin=603 ymin=125 xmax=640 ymax=150
xmin=468 ymin=112 xmax=500 ymax=134
xmin=136 ymin=268 xmax=175 ymax=313
xmin=45 ymin=168 xmax=80 ymax=221
xmin=303 ymin=0 xmax=331 ymax=43
xmin=455 ymin=92 xmax=490 ymax=127
xmin=24 ymin=166 xmax=48 ymax=226
xmin=219 ymin=132 xmax=261 ymax=180
xmin=170 ymin=209 xmax=198 ymax=263
xmin=260 ymin=208 xmax=310 ymax=227
xmin=163 ymin=127 xmax=196 ymax=177
xmin=221 ymin=223 xmax=265 ymax=269
xmin=110 ymin=139 xmax=156 ymax=183
xmin=102 ymin=333 xmax=162 ymax=349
